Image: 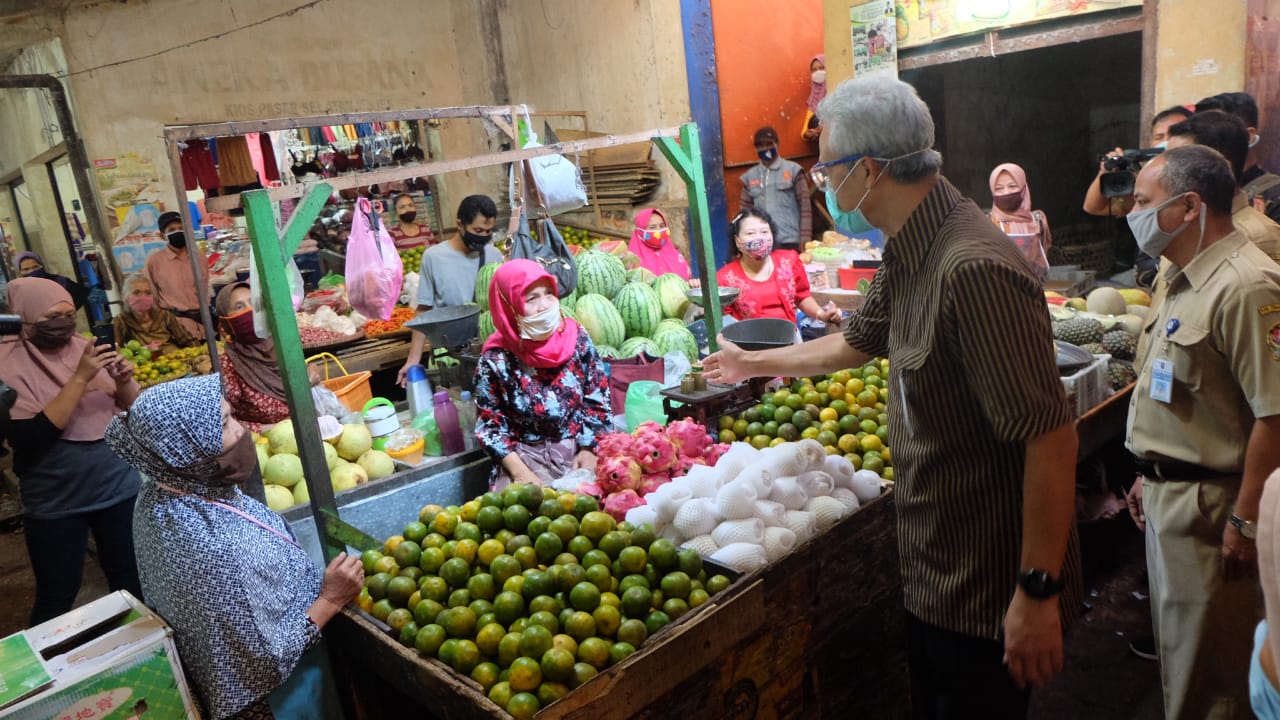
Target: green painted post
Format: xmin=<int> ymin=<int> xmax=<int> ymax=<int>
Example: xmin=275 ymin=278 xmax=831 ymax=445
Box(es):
xmin=653 ymin=123 xmax=722 ymax=352
xmin=241 ymin=185 xmax=347 ymax=562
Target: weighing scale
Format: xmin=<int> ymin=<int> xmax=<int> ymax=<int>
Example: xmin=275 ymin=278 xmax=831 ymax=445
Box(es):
xmin=404 ymin=305 xmax=483 ymax=391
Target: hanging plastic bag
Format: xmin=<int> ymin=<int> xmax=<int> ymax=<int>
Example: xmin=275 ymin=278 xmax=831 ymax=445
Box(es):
xmin=515 ymin=108 xmax=587 ymax=215
xmin=345 ymin=197 xmax=404 ymax=320
xmin=249 ymin=246 xmax=305 ymax=340
xmin=625 ymin=381 xmax=667 ymax=431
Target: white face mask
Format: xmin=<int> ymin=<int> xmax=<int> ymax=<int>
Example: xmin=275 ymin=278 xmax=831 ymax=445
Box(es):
xmin=812 ymin=70 xmax=827 ymax=85
xmin=518 ymin=298 xmax=562 ymax=341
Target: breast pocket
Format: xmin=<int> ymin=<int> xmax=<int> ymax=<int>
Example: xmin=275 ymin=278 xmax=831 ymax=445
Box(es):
xmin=775 ymin=173 xmax=796 ymax=192
xmin=1161 ymin=324 xmax=1208 ymax=395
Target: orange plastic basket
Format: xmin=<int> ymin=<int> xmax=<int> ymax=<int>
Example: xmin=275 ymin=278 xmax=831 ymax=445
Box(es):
xmin=307 ymin=352 xmax=373 ymax=413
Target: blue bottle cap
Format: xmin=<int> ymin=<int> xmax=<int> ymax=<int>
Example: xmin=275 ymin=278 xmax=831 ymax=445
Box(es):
xmin=406 ymin=364 xmax=427 ymax=383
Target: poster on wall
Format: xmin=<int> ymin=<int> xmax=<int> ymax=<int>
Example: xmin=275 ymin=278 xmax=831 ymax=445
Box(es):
xmin=93 ymin=152 xmax=167 ymax=276
xmin=851 ymin=0 xmax=898 ymax=77
xmin=895 ymin=0 xmax=1144 ymax=50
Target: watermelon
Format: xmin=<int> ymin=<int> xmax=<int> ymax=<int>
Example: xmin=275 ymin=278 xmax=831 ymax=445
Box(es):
xmin=577 ymin=250 xmax=627 ymax=299
xmin=560 ymin=304 xmax=577 ymax=322
xmin=575 ymin=293 xmax=626 ymax=348
xmin=653 ymin=273 xmax=691 ymax=320
xmin=477 ymin=310 xmax=495 ymax=340
xmin=621 ymin=251 xmax=642 ymax=270
xmin=474 ymin=262 xmax=501 ymax=311
xmin=619 ymin=336 xmax=662 ymax=358
xmin=562 ymin=284 xmax=578 ymax=311
xmin=626 ymin=267 xmax=657 ymax=285
xmin=612 ymin=282 xmax=663 ymax=339
xmin=595 ymin=240 xmax=628 ymax=257
xmin=595 ymin=344 xmax=621 ymax=359
xmin=652 ymin=321 xmax=700 ymax=363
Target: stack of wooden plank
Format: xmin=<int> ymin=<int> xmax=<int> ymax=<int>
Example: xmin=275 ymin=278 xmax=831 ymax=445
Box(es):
xmin=556 ymin=128 xmax=662 ymax=206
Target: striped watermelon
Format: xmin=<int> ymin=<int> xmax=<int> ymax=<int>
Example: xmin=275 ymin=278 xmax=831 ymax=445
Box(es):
xmin=626 ymin=267 xmax=657 ymax=285
xmin=619 ymin=336 xmax=662 ymax=358
xmin=652 ymin=320 xmax=699 ymax=363
xmin=595 ymin=344 xmax=621 ymax=359
xmin=562 ymin=284 xmax=578 ymax=311
xmin=577 ymin=250 xmax=627 ymax=299
xmin=574 ymin=293 xmax=626 ymax=348
xmin=477 ymin=310 xmax=495 ymax=340
xmin=475 ymin=262 xmax=502 ymax=311
xmin=612 ymin=282 xmax=663 ymax=339
xmin=560 ymin=304 xmax=577 ymax=322
xmin=621 ymin=251 xmax=642 ymax=270
xmin=652 ymin=273 xmax=691 ymax=320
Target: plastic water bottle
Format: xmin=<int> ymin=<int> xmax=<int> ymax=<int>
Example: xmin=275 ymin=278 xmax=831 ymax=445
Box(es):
xmin=457 ymin=391 xmax=478 ymax=451
xmin=405 ymin=364 xmax=434 ymax=418
xmin=433 ymin=391 xmax=465 ymax=455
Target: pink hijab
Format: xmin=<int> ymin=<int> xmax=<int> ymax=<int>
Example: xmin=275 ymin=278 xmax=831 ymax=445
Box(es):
xmin=988 ymin=163 xmax=1034 ymax=224
xmin=988 ymin=162 xmax=1053 ymax=278
xmin=482 ymin=259 xmax=581 ymax=369
xmin=0 ymin=278 xmax=120 ymax=440
xmin=807 ymin=54 xmax=827 ymax=112
xmin=627 ymin=209 xmax=691 ymax=280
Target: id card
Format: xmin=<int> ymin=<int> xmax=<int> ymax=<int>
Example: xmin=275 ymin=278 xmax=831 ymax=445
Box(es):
xmin=1150 ymin=358 xmax=1174 ymax=403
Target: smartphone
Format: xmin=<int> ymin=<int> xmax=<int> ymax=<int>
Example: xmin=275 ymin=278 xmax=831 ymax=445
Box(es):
xmin=91 ymin=324 xmax=116 ymax=350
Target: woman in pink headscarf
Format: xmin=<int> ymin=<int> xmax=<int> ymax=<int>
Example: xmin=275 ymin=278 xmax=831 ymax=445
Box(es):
xmin=803 ymin=54 xmax=827 ymax=142
xmin=473 ymin=260 xmax=611 ymax=489
xmin=627 ymin=208 xmax=696 ymax=284
xmin=0 ymin=277 xmax=142 ymax=625
xmin=988 ymin=162 xmax=1053 ymax=281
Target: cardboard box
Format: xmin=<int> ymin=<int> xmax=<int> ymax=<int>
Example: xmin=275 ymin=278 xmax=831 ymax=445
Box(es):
xmin=0 ymin=591 xmax=200 ymax=719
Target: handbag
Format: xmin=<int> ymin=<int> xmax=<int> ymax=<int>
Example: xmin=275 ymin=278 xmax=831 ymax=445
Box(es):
xmin=606 ymin=354 xmax=665 ymax=416
xmin=508 ymin=211 xmax=579 ymax=299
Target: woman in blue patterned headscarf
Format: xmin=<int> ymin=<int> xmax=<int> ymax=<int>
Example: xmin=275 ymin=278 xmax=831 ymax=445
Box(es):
xmin=105 ymin=374 xmax=363 ymax=719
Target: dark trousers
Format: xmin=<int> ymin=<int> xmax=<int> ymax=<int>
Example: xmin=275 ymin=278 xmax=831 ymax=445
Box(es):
xmin=909 ymin=613 xmax=1030 ymax=720
xmin=24 ymin=496 xmax=142 ymax=626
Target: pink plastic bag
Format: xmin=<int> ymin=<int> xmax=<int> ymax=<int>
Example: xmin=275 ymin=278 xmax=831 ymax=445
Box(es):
xmin=345 ymin=197 xmax=403 ymax=320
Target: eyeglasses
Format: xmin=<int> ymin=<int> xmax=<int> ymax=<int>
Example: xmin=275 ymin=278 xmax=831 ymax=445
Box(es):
xmin=809 ymin=153 xmax=868 ymax=192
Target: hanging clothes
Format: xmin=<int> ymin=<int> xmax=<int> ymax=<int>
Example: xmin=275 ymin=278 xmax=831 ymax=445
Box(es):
xmin=216 ymin=136 xmax=259 ymax=187
xmin=259 ymin=133 xmax=281 ymax=183
xmin=180 ymin=140 xmax=220 ymax=192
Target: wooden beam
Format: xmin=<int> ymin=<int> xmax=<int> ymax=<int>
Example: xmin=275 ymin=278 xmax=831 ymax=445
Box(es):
xmin=162 ymin=105 xmax=524 ymax=142
xmin=898 ymin=9 xmax=1144 ymax=70
xmin=206 ymin=126 xmax=684 ymax=213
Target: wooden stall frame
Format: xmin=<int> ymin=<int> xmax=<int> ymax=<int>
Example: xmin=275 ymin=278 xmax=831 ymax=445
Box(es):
xmin=161 ymin=106 xmax=723 ymax=562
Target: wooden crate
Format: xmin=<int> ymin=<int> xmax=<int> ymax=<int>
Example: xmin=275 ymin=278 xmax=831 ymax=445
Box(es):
xmin=328 ymin=492 xmax=907 ymax=720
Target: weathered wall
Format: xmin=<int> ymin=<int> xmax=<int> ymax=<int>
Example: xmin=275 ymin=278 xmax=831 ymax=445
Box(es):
xmin=1153 ymin=0 xmax=1248 ymax=109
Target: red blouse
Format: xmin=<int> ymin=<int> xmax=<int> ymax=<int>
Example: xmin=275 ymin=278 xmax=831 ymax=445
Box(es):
xmin=221 ymin=354 xmax=290 ymax=433
xmin=716 ymin=249 xmax=811 ymax=322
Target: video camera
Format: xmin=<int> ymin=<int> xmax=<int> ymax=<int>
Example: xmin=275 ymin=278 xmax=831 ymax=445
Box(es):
xmin=1099 ymin=148 xmax=1164 ymax=198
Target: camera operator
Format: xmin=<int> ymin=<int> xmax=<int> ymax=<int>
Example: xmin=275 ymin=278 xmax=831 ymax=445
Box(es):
xmin=1195 ymin=92 xmax=1280 ymax=225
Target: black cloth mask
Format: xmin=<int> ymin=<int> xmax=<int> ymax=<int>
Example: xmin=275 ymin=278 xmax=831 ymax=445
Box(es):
xmin=166 ymin=231 xmax=187 ymax=249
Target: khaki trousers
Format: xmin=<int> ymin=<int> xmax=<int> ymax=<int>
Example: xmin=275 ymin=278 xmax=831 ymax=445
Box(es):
xmin=1145 ymin=477 xmax=1259 ymax=720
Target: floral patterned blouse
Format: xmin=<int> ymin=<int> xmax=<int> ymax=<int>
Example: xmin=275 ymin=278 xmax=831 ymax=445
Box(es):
xmin=473 ymin=326 xmax=611 ymax=460
xmin=221 ymin=354 xmax=290 ymax=433
xmin=716 ymin=249 xmax=811 ymax=322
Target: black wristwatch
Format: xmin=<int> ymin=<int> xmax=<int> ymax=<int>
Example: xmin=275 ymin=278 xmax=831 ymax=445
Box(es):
xmin=1016 ymin=569 xmax=1064 ymax=600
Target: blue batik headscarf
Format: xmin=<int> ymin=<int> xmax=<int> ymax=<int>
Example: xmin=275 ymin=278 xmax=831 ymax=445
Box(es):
xmin=106 ymin=374 xmax=323 ymax=719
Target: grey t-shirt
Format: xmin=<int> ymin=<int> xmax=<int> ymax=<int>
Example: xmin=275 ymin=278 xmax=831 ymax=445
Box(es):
xmin=416 ymin=242 xmax=502 ymax=308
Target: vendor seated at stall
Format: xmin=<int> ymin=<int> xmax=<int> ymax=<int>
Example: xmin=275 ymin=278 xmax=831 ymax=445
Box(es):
xmin=473 ymin=260 xmax=610 ymax=490
xmin=397 ymin=195 xmax=504 ymax=386
xmin=628 ymin=208 xmax=699 ymax=287
xmin=388 ymin=193 xmax=434 ymax=249
xmin=113 ymin=274 xmax=202 ymax=354
xmin=105 ymin=375 xmax=364 ymax=720
xmin=717 ymin=209 xmax=842 ymax=325
xmin=215 ymin=282 xmax=320 ymax=432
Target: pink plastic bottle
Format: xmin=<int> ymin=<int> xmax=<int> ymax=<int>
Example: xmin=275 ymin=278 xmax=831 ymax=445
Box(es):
xmin=433 ymin=391 xmax=465 ymax=455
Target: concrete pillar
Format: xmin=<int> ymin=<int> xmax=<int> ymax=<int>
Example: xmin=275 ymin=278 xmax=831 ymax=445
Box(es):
xmin=1152 ymin=0 xmax=1248 ymax=110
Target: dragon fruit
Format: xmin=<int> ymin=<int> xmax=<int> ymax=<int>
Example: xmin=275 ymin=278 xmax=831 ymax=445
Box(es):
xmin=667 ymin=418 xmax=712 ymax=458
xmin=639 ymin=473 xmax=670 ymax=496
xmin=596 ymin=432 xmax=636 ymax=462
xmin=702 ymin=442 xmax=730 ymax=466
xmin=597 ymin=456 xmax=642 ymax=493
xmin=634 ymin=423 xmax=677 ymax=474
xmin=603 ymin=489 xmax=645 ymax=522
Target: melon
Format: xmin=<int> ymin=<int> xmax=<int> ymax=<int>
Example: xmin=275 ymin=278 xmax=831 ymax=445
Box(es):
xmin=612 ymin=282 xmax=663 ymax=339
xmin=560 ymin=304 xmax=577 ymax=322
xmin=652 ymin=273 xmax=692 ymax=319
xmin=652 ymin=321 xmax=700 ymax=363
xmin=331 ymin=461 xmax=367 ymax=491
xmin=595 ymin=344 xmax=621 ymax=359
xmin=474 ymin=262 xmax=501 ymax=310
xmin=1085 ymin=287 xmax=1127 ymax=316
xmin=1118 ymin=287 xmax=1151 ymax=307
xmin=1117 ymin=314 xmax=1145 ymax=337
xmin=263 ymin=453 xmax=304 ymax=488
xmin=621 ymin=251 xmax=642 ymax=270
xmin=357 ymin=450 xmax=396 ymax=480
xmin=336 ymin=423 xmax=373 ymax=462
xmin=1126 ymin=304 xmax=1149 ymax=319
xmin=292 ymin=481 xmax=310 ymax=505
xmin=577 ymin=250 xmax=627 ymax=299
xmin=266 ymin=420 xmax=298 ymax=456
xmin=595 ymin=240 xmax=628 ymax=258
xmin=575 ymin=293 xmax=626 ymax=348
xmin=477 ymin=310 xmax=495 ymax=340
xmin=265 ymin=484 xmax=296 ymax=512
xmin=619 ymin=336 xmax=662 ymax=358
xmin=626 ymin=267 xmax=657 ymax=285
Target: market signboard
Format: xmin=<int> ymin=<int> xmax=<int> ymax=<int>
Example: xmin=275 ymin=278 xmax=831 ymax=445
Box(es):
xmin=891 ymin=0 xmax=1144 ymax=50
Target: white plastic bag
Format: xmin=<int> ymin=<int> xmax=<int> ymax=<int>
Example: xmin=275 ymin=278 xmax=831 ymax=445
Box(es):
xmin=515 ymin=108 xmax=587 ymax=215
xmin=249 ymin=246 xmax=305 ymax=340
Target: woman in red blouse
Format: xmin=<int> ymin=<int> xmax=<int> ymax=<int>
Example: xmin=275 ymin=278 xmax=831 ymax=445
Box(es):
xmin=717 ymin=209 xmax=842 ymax=324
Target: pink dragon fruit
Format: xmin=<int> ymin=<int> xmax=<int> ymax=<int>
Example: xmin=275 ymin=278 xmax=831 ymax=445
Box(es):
xmin=638 ymin=473 xmax=670 ymax=496
xmin=634 ymin=424 xmax=677 ymax=474
xmin=603 ymin=489 xmax=645 ymax=522
xmin=702 ymin=442 xmax=730 ymax=466
xmin=576 ymin=482 xmax=604 ymax=498
xmin=596 ymin=432 xmax=636 ymax=462
xmin=597 ymin=456 xmax=641 ymax=494
xmin=671 ymin=454 xmax=703 ymax=478
xmin=667 ymin=418 xmax=712 ymax=458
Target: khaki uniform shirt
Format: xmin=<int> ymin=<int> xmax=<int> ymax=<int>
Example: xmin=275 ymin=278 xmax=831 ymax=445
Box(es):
xmin=1127 ymin=231 xmax=1280 ymax=473
xmin=844 ymin=177 xmax=1079 ymax=639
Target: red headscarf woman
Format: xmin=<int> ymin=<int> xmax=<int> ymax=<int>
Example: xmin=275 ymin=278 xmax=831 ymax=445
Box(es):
xmin=474 ymin=260 xmax=611 ymax=489
xmin=988 ymin=162 xmax=1053 ymax=281
xmin=627 ymin=208 xmax=694 ymax=283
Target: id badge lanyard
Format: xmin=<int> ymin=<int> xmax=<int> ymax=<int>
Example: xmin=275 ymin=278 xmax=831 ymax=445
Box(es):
xmin=1149 ymin=317 xmax=1180 ymax=404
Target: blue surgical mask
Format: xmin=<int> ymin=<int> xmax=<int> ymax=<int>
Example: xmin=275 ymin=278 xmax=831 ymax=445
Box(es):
xmin=1126 ymin=192 xmax=1193 ymax=259
xmin=825 ymin=158 xmax=880 ymax=234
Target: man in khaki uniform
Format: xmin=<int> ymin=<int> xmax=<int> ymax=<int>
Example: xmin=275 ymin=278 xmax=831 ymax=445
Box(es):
xmin=1125 ymin=145 xmax=1280 ymax=720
